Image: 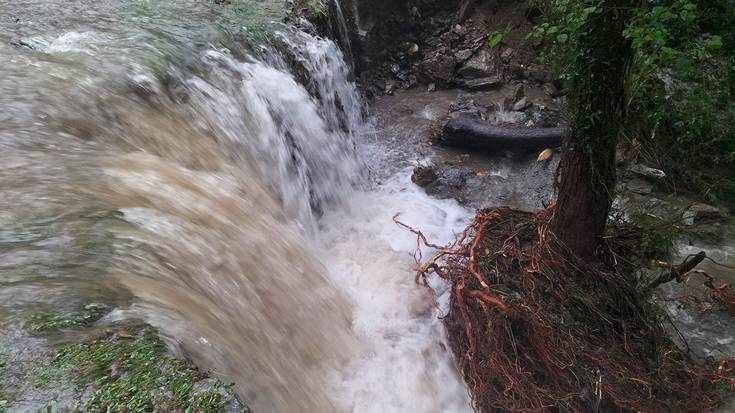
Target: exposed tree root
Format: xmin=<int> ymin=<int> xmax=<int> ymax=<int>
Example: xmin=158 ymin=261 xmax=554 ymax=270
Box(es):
xmin=399 ymin=208 xmax=734 ymax=412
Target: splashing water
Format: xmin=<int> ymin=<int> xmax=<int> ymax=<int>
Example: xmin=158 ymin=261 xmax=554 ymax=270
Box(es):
xmin=0 ymin=1 xmax=471 ymax=412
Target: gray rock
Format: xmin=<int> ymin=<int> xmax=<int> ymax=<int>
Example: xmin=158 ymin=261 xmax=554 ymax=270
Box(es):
xmin=682 ymin=210 xmax=696 ymax=226
xmin=501 ymin=47 xmax=514 ymax=61
xmin=418 ymin=53 xmax=456 ymax=83
xmin=529 ymin=66 xmax=556 ymax=83
xmin=512 ymin=97 xmax=531 ymax=111
xmin=627 ymin=178 xmax=653 ymax=195
xmin=454 ymin=49 xmax=473 ymax=62
xmin=686 ymin=203 xmax=725 ymax=222
xmin=440 ymin=168 xmax=467 ymax=189
xmin=460 ymin=76 xmax=502 ymax=90
xmin=543 ymin=82 xmax=558 ymax=96
xmin=457 ymin=49 xmax=499 ymax=80
xmin=512 ymin=84 xmax=525 ymax=101
xmin=630 ymin=163 xmax=666 ymax=180
xmin=412 ymin=165 xmax=438 ymax=187
xmin=504 ymin=84 xmax=525 ymax=108
xmin=453 ymin=24 xmax=468 ymax=35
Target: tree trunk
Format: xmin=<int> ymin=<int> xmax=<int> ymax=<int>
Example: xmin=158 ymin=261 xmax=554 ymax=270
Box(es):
xmin=442 ymin=113 xmax=564 ymax=153
xmin=550 ymin=0 xmax=635 ymax=261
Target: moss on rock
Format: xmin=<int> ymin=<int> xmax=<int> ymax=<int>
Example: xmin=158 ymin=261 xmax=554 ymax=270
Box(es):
xmin=34 ymin=322 xmax=245 ymax=412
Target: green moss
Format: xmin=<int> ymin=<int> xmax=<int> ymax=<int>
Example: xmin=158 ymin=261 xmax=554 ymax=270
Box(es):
xmin=25 ymin=304 xmax=111 ymax=335
xmin=304 ymin=0 xmax=327 ymax=18
xmin=39 ymin=324 xmax=237 ymax=412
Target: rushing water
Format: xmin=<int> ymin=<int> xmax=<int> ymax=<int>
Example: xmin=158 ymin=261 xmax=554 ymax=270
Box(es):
xmin=1 ymin=1 xmax=471 ymax=411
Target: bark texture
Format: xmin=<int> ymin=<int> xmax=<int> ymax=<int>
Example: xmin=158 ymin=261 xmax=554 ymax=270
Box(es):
xmin=442 ymin=113 xmax=564 ymax=153
xmin=550 ymin=0 xmax=635 ymax=261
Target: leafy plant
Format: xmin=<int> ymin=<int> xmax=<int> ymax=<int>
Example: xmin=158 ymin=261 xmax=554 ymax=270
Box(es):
xmin=528 ymin=0 xmax=734 ymax=204
xmin=487 ymin=25 xmax=513 ymax=48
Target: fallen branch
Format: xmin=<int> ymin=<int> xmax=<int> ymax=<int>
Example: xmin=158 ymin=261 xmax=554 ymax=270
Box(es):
xmin=440 ymin=113 xmax=564 ymax=153
xmin=648 ymin=251 xmax=707 ymax=289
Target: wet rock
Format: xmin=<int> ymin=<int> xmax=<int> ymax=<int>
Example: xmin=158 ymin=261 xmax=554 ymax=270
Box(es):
xmin=681 ymin=210 xmax=697 ymax=226
xmin=453 ymin=24 xmax=468 ymax=36
xmin=630 ymin=163 xmax=666 ymax=180
xmin=448 ymin=98 xmax=488 ymax=119
xmin=439 ymin=168 xmax=467 ymax=189
xmin=454 ymin=49 xmax=473 ymax=62
xmin=460 ymin=76 xmax=502 ymax=90
xmin=529 ymin=106 xmax=564 ymax=128
xmin=128 ymin=73 xmax=161 ymax=103
xmin=627 ymin=178 xmax=653 ymax=195
xmin=684 ymin=203 xmax=726 ymax=224
xmin=512 ymin=84 xmax=525 ymax=100
xmin=384 ymin=79 xmax=397 ymax=95
xmin=528 ymin=65 xmax=556 ymax=83
xmin=508 ymin=63 xmax=527 ymax=79
xmin=457 ymin=49 xmax=499 ymax=80
xmin=500 ymin=47 xmax=514 ymax=61
xmin=543 ymin=82 xmax=558 ymax=96
xmin=504 ymin=83 xmax=525 ymax=108
xmin=512 ymin=97 xmax=531 ymax=111
xmin=417 ymin=52 xmax=456 ymax=83
xmin=10 ymin=37 xmax=48 ymax=51
xmin=411 ymin=165 xmax=438 ymax=187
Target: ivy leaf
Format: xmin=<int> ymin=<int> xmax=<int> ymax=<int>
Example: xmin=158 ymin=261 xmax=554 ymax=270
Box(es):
xmin=660 ymin=46 xmax=675 ymax=60
xmin=487 ymin=32 xmax=503 ymax=48
xmin=557 ymin=33 xmax=569 ymax=44
xmin=707 ymin=35 xmax=723 ymax=50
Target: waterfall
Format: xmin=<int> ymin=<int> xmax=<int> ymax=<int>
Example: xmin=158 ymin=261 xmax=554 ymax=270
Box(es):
xmin=0 ymin=1 xmax=471 ymax=411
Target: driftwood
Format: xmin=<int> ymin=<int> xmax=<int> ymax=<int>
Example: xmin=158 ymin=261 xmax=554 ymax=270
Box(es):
xmin=440 ymin=113 xmax=564 ymax=153
xmin=649 ymin=251 xmax=707 ymax=289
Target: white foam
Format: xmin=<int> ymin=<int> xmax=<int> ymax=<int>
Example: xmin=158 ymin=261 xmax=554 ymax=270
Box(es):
xmin=319 ymin=167 xmax=473 ymax=413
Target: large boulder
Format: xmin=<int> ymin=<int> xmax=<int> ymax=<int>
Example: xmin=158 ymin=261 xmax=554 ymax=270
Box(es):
xmin=457 ymin=49 xmax=500 ymax=79
xmin=418 ymin=52 xmax=456 ymax=84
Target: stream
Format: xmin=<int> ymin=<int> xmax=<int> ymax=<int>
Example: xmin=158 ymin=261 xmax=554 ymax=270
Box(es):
xmin=2 ymin=1 xmax=734 ymax=412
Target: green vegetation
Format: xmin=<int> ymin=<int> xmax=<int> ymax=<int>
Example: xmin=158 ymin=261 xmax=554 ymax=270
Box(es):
xmin=528 ymin=0 xmax=735 ymax=204
xmin=25 ymin=304 xmax=110 ymax=334
xmin=487 ymin=25 xmax=512 ymax=48
xmin=304 ymin=0 xmax=328 ymax=18
xmin=36 ymin=323 xmax=238 ymax=412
